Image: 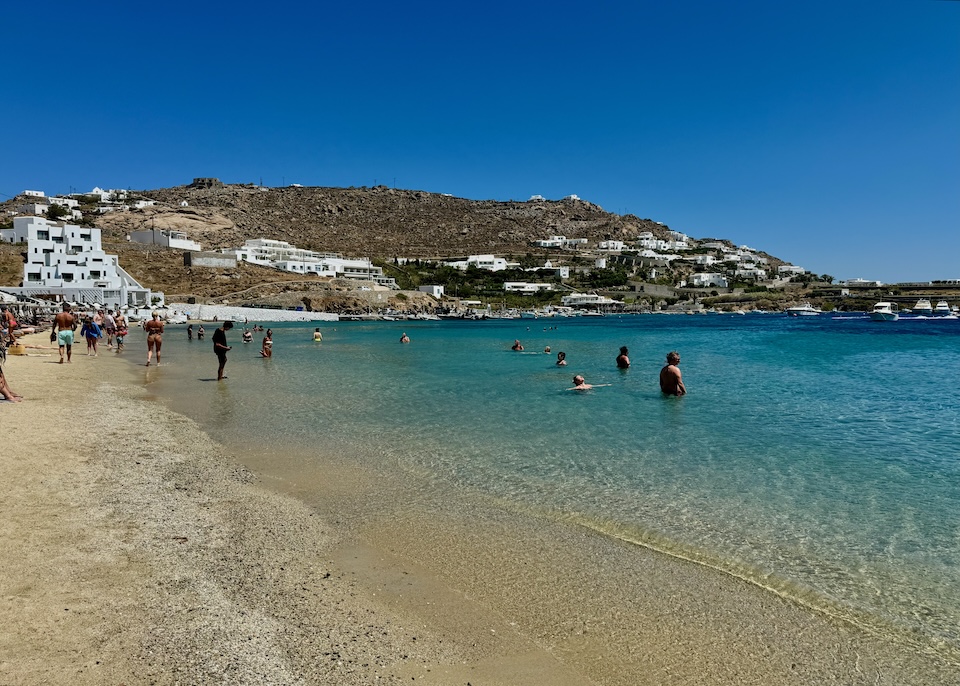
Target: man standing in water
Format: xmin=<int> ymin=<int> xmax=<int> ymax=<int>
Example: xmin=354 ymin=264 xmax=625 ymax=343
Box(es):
xmin=53 ymin=302 xmax=76 ymax=364
xmin=659 ymin=351 xmax=686 ymax=396
xmin=213 ymin=320 xmax=233 ymax=380
xmin=616 ymin=346 xmax=630 ymax=369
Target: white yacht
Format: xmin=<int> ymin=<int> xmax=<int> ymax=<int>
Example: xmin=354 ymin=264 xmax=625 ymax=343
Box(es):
xmin=785 ymin=303 xmax=822 ymax=317
xmin=913 ymin=298 xmax=933 ymax=315
xmin=934 ymin=300 xmax=951 ymax=316
xmin=870 ymin=302 xmax=899 ymax=322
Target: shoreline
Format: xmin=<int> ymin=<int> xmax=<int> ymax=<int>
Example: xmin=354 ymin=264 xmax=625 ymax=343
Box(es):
xmin=2 ymin=332 xmax=958 ymax=684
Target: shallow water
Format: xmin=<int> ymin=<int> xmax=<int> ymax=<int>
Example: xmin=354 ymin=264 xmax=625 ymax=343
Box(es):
xmin=138 ymin=313 xmax=960 ymax=661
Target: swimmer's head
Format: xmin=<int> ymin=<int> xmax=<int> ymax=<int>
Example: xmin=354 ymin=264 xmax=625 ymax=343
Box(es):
xmin=667 ymin=351 xmax=680 ymax=364
xmin=573 ymin=375 xmax=584 ymax=385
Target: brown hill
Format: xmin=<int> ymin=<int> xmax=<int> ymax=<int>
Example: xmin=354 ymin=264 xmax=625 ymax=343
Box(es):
xmin=93 ymin=184 xmax=668 ymax=257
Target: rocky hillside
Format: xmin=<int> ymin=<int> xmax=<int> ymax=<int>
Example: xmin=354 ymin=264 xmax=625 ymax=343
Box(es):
xmin=92 ymin=184 xmax=671 ymax=258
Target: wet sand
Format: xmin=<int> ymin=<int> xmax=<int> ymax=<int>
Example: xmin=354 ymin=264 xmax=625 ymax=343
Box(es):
xmin=1 ymin=332 xmax=957 ymax=684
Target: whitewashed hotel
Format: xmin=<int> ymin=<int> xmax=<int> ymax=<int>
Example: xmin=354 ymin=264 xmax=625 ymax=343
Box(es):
xmin=225 ymin=238 xmax=397 ymax=288
xmin=0 ymin=216 xmax=154 ymax=307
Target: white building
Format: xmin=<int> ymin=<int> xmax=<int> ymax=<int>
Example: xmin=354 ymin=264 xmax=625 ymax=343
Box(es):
xmin=536 ymin=261 xmax=569 ymax=279
xmin=700 ymin=242 xmax=731 ymax=252
xmin=132 ymin=200 xmax=157 ymax=209
xmin=561 ymin=292 xmax=622 ymax=309
xmin=840 ymin=278 xmax=884 ymax=287
xmin=17 ymin=202 xmax=49 ymax=216
xmin=504 ymin=282 xmax=553 ymax=294
xmin=226 ymin=238 xmax=397 ymax=288
xmin=735 ymin=267 xmax=768 ymax=280
xmin=598 ymin=240 xmax=624 ymax=252
xmin=22 ymin=190 xmax=45 ymax=198
xmin=690 ymin=273 xmax=729 ymax=288
xmin=692 ymin=254 xmax=717 ymax=266
xmin=130 ymin=228 xmax=202 ymax=252
xmin=0 ymin=216 xmax=154 ymax=307
xmin=446 ymin=254 xmax=510 ymax=272
xmin=532 ymin=235 xmax=588 ymax=250
xmin=49 ymin=197 xmax=79 ymax=209
xmin=777 ymin=265 xmax=807 ymax=276
xmin=528 ymin=194 xmax=546 ymax=201
xmin=418 ymin=285 xmax=444 ymax=298
xmin=533 ymin=236 xmax=566 ymax=248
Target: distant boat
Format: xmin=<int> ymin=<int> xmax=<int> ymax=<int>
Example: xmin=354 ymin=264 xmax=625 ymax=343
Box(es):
xmin=913 ymin=298 xmax=933 ymax=315
xmin=785 ymin=303 xmax=822 ymax=317
xmin=934 ymin=300 xmax=951 ymax=316
xmin=870 ymin=302 xmax=899 ymax=322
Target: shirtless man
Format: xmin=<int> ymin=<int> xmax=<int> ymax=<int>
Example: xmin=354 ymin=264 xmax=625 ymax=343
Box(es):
xmin=659 ymin=351 xmax=686 ymax=396
xmin=512 ymin=339 xmax=524 ymax=351
xmin=53 ymin=303 xmax=77 ymax=364
xmin=399 ymin=332 xmax=410 ymax=343
xmin=616 ymin=346 xmax=630 ymax=369
xmin=144 ymin=312 xmax=164 ymax=366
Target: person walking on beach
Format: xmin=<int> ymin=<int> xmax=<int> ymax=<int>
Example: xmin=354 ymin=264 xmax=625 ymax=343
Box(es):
xmin=659 ymin=351 xmax=686 ymax=396
xmin=103 ymin=309 xmax=116 ymax=349
xmin=144 ymin=312 xmax=164 ymax=366
xmin=53 ymin=302 xmax=76 ymax=364
xmin=213 ymin=321 xmax=233 ymax=380
xmin=80 ymin=315 xmax=102 ymax=357
xmin=616 ymin=346 xmax=630 ymax=369
xmin=114 ymin=311 xmax=128 ymax=352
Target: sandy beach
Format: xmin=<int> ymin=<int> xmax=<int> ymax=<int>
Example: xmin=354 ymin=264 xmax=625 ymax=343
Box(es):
xmin=1 ymin=331 xmax=957 ymax=685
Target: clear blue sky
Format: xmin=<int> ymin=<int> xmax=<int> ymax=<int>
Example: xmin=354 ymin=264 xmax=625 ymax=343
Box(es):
xmin=3 ymin=0 xmax=957 ymax=283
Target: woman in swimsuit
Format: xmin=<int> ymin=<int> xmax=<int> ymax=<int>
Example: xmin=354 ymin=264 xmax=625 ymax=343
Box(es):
xmin=144 ymin=312 xmax=164 ymax=366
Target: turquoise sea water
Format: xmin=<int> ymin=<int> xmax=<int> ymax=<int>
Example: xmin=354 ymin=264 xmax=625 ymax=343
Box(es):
xmin=141 ymin=313 xmax=960 ymax=661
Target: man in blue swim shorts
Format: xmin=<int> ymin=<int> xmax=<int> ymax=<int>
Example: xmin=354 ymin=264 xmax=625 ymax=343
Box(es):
xmin=53 ymin=302 xmax=77 ymax=364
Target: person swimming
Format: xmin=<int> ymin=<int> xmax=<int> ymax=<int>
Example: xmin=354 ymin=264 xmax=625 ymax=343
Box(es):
xmin=556 ymin=351 xmax=567 ymax=366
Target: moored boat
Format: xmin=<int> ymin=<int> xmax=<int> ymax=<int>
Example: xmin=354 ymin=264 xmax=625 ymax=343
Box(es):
xmin=934 ymin=300 xmax=951 ymax=316
xmin=785 ymin=303 xmax=822 ymax=317
xmin=870 ymin=302 xmax=899 ymax=321
xmin=913 ymin=298 xmax=933 ymax=315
